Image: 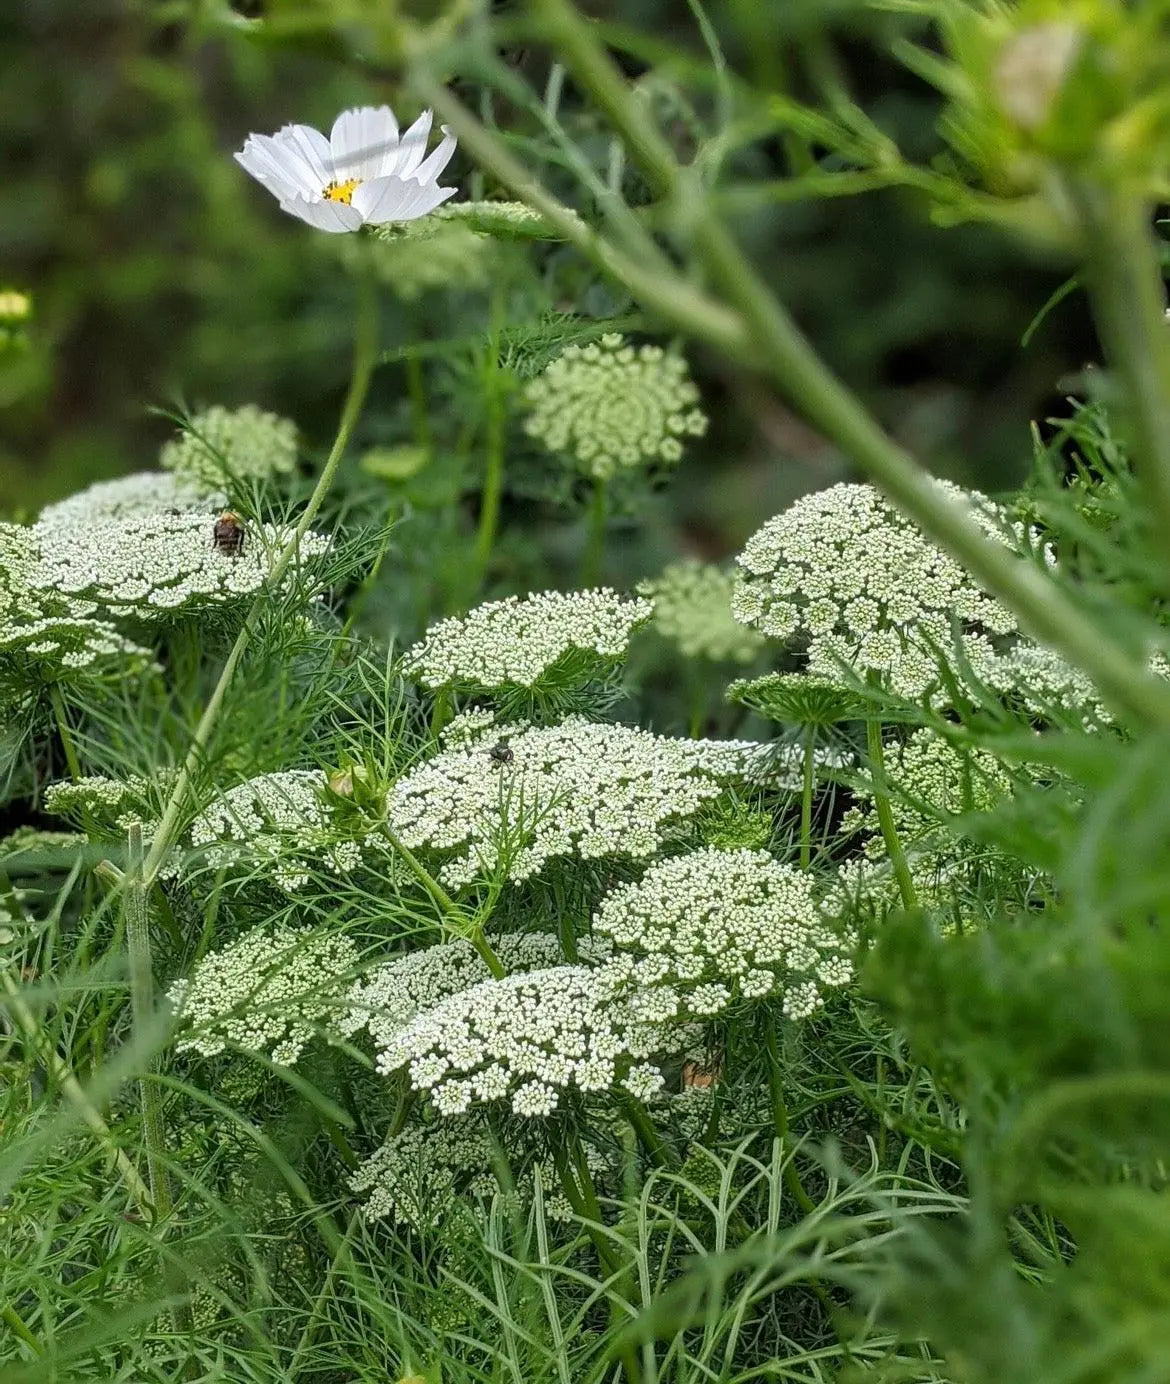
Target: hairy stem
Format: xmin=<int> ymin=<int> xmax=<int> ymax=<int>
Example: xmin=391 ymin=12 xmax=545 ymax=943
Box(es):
xmin=865 ymin=717 xmax=918 ymax=912
xmin=763 ymin=1010 xmax=816 ymax=1216
xmin=140 ymin=274 xmax=379 ymax=886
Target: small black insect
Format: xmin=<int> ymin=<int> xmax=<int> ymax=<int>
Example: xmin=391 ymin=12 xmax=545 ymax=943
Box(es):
xmin=488 ymin=738 xmax=514 ymax=764
xmin=212 ymin=510 xmax=246 ymax=556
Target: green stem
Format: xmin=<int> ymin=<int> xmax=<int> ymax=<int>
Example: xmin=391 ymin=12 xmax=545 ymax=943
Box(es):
xmin=405 ymin=355 xmax=432 ymax=453
xmin=622 ymin=1095 xmax=672 ymax=1168
xmin=423 ymin=17 xmax=1170 ymax=729
xmin=581 ymin=477 xmax=609 ymax=587
xmin=125 ymin=824 xmax=193 ymax=1337
xmin=472 ymin=331 xmax=508 ymax=592
xmin=378 ymin=823 xmax=505 ymax=978
xmin=48 ymin=683 xmax=82 ymax=782
xmin=762 ymin=1010 xmax=816 ymax=1216
xmin=799 ymin=724 xmax=816 ymax=871
xmin=2 ymin=1302 xmax=43 ymax=1357
xmin=865 ymin=717 xmax=918 ymax=912
xmin=140 ymin=275 xmax=378 ymax=887
xmin=1074 ymin=185 xmax=1170 ymax=562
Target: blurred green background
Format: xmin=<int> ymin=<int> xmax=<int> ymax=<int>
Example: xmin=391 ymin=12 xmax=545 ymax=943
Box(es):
xmin=2 ymin=0 xmax=1095 ymax=554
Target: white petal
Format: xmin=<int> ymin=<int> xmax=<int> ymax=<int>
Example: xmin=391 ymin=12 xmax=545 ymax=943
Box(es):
xmin=235 ymin=135 xmax=315 ymax=201
xmin=353 ymin=176 xmax=457 ymax=225
xmin=330 ymin=106 xmax=400 ymax=182
xmin=279 ymin=194 xmax=363 ymax=233
xmin=395 ymin=110 xmax=433 ymax=179
xmin=272 ymin=122 xmax=332 ymax=187
xmin=410 ymin=125 xmax=457 ymax=187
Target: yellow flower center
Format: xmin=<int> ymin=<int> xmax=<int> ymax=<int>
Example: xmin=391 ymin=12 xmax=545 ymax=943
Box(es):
xmin=322 ymin=178 xmax=362 ymax=205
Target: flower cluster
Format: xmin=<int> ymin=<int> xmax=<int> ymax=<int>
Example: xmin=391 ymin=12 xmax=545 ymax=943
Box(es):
xmin=34 ymin=471 xmax=220 ymax=531
xmin=160 ymin=405 xmax=298 ymax=489
xmin=337 ymin=218 xmax=491 ymax=298
xmin=344 ymin=932 xmax=607 ymax=1055
xmin=1 ymin=522 xmax=156 ymax=687
xmin=402 ymin=589 xmax=652 ymax=693
xmin=385 ymin=716 xmax=739 ymax=888
xmin=188 ymin=770 xmax=385 ymax=893
xmin=378 ymin=963 xmax=670 ymax=1116
xmin=844 ymin=728 xmax=1014 ymax=850
xmin=29 ymin=505 xmax=330 ymax=620
xmin=731 ymin=482 xmax=1019 ymax=698
xmin=44 ymin=774 xmax=167 ymax=833
xmin=594 ymin=848 xmax=853 ymax=1021
xmin=987 ymin=640 xmax=1112 ymax=726
xmin=350 ymin=1114 xmax=606 ymax=1228
xmin=523 ymin=334 xmax=708 ymax=481
xmin=168 ymin=925 xmax=360 ymax=1065
xmin=639 ymin=561 xmax=763 ymax=664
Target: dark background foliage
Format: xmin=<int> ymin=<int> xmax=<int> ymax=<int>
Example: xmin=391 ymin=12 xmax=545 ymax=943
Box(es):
xmin=2 ymin=0 xmax=1096 ymax=547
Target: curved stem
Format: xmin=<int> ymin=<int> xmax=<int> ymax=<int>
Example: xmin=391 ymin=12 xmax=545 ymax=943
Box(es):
xmin=417 ymin=28 xmax=1170 ymax=729
xmin=865 ymin=717 xmax=918 ymax=912
xmin=140 ymin=275 xmax=378 ymax=886
xmin=378 ymin=823 xmax=505 ymax=978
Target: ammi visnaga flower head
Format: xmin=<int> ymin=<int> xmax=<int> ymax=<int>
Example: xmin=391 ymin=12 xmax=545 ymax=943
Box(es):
xmin=235 ymin=105 xmax=457 ymax=233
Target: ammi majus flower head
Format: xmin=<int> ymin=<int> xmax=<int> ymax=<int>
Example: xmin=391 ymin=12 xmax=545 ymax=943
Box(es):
xmin=235 ymin=105 xmax=457 ymax=233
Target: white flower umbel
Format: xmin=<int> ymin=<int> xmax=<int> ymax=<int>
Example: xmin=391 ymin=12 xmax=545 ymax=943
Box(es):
xmin=29 ymin=505 xmax=330 ymax=620
xmin=44 ymin=774 xmax=169 ymax=833
xmin=350 ymin=1112 xmax=608 ymax=1228
xmin=523 ymin=334 xmax=708 ymax=480
xmin=731 ymin=482 xmax=1020 ymax=699
xmin=385 ymin=716 xmax=738 ymax=889
xmin=1 ymin=522 xmax=157 ymax=687
xmin=843 ymin=728 xmax=1013 ymax=850
xmin=343 ymin=933 xmax=608 ymax=1055
xmin=168 ymin=925 xmax=359 ymax=1066
xmin=379 ymin=964 xmax=669 ymax=1117
xmin=639 ymin=561 xmax=763 ymax=664
xmin=235 ymin=105 xmax=458 ymax=233
xmin=595 ymin=848 xmax=853 ymax=1022
xmin=161 ymin=405 xmax=298 ymax=490
xmin=188 ymin=769 xmax=386 ymax=894
xmin=34 ymin=472 xmax=220 ymax=530
xmin=402 ymin=589 xmax=653 ymax=694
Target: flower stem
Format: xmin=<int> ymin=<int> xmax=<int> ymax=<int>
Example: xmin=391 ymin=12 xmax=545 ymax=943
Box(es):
xmin=125 ymin=823 xmax=193 ymax=1337
xmin=2 ymin=1304 xmax=42 ymax=1357
xmin=762 ymin=1010 xmax=815 ymax=1216
xmin=140 ymin=274 xmax=378 ymax=887
xmin=581 ymin=477 xmax=609 ymax=587
xmin=1074 ymin=184 xmax=1170 ymax=566
xmin=472 ymin=311 xmax=508 ymax=592
xmin=415 ymin=38 xmax=1170 ymax=730
xmin=378 ymin=823 xmax=505 ymax=979
xmin=865 ymin=716 xmax=918 ymax=912
xmin=799 ymin=725 xmax=816 ymax=871
xmin=622 ymin=1094 xmax=672 ymax=1168
xmin=48 ymin=683 xmax=82 ymax=782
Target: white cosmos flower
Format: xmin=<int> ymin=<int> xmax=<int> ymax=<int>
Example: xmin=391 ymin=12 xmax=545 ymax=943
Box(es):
xmin=235 ymin=105 xmax=458 ymax=233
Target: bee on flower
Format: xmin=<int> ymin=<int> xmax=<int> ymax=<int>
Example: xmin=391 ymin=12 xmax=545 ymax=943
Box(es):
xmin=235 ymin=105 xmax=458 ymax=233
